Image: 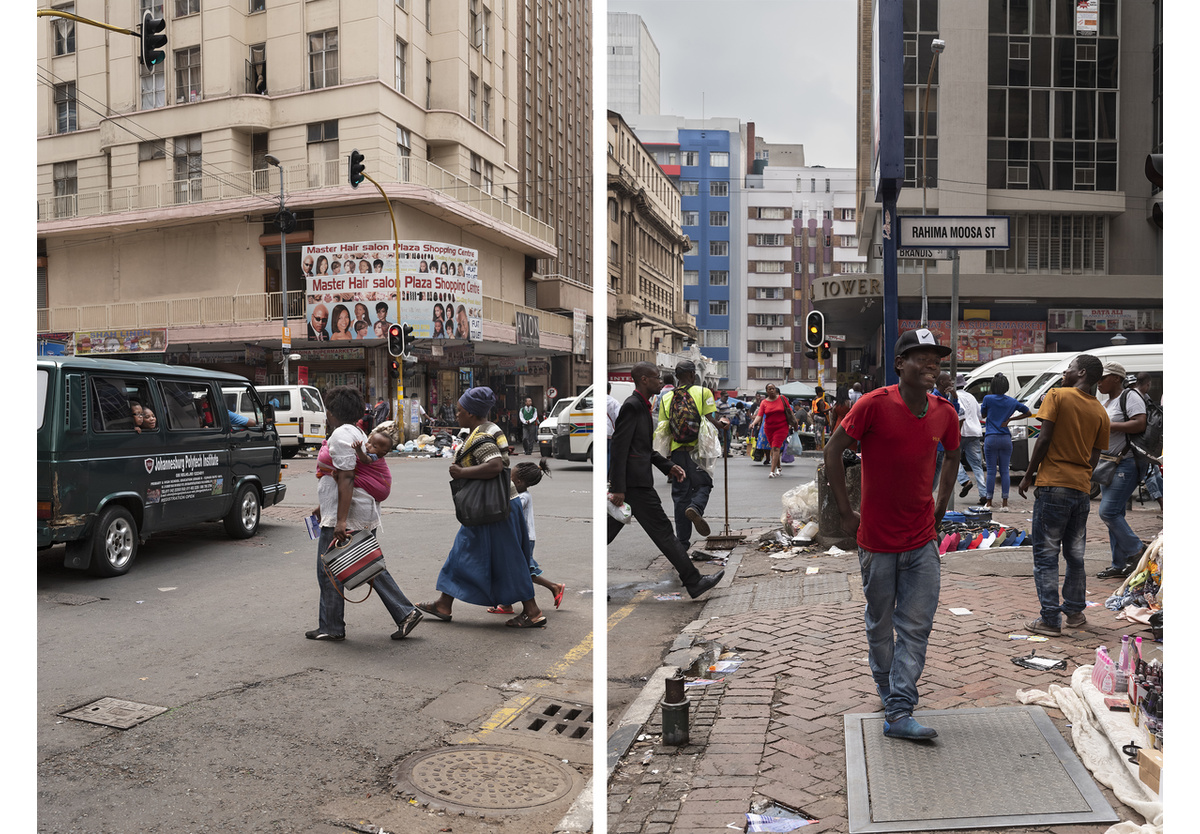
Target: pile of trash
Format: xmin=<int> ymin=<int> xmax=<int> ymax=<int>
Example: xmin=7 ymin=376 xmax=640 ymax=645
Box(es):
xmin=780 ymin=480 xmax=819 ymax=538
xmin=392 ymin=429 xmax=467 ymax=458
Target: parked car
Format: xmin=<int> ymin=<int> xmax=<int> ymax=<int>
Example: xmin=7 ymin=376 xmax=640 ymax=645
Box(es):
xmin=38 ymin=357 xmax=287 ymax=576
xmin=226 ymin=384 xmax=326 ymax=457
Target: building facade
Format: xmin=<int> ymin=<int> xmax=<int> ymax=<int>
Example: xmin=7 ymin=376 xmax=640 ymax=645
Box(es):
xmin=37 ymin=0 xmax=592 ymax=427
xmin=606 ymin=11 xmax=660 ymax=120
xmin=606 ymin=110 xmax=694 ymax=382
xmin=851 ymin=0 xmax=1163 ymax=385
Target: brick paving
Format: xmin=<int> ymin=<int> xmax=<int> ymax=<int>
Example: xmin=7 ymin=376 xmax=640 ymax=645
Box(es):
xmin=608 ymin=494 xmax=1163 ymax=834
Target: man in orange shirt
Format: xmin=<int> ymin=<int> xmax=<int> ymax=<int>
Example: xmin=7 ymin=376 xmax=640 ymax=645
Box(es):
xmin=1018 ymin=354 xmax=1110 ymax=636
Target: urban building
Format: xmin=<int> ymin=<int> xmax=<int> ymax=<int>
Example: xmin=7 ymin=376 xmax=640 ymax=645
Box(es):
xmin=850 ymin=0 xmax=1163 ymax=386
xmin=607 ymin=11 xmax=660 ymax=119
xmin=36 ymin=0 xmax=592 ymax=429
xmin=606 ymin=110 xmax=695 ymax=382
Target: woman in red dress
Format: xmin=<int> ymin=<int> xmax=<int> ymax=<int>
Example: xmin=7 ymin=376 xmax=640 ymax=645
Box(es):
xmin=749 ymin=383 xmax=798 ymax=478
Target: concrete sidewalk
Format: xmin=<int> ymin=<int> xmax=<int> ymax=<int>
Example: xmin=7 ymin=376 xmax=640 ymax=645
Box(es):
xmin=607 ymin=490 xmax=1162 ymax=834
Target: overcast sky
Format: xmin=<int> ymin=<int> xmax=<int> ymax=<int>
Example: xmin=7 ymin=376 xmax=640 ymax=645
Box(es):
xmin=606 ymin=0 xmax=859 ymax=169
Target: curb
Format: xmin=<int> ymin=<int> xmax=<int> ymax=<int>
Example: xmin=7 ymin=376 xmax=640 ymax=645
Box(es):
xmin=552 ymin=774 xmax=593 ymax=834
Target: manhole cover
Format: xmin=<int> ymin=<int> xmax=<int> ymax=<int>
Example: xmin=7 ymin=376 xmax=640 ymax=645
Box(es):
xmin=46 ymin=593 xmax=102 ymax=606
xmin=391 ymin=745 xmax=583 ymax=816
xmin=59 ymin=698 xmax=169 ymax=729
xmin=506 ymin=697 xmax=593 ymax=740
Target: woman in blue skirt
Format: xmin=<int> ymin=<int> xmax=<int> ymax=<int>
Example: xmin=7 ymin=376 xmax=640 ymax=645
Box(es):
xmin=417 ymin=387 xmax=546 ymax=628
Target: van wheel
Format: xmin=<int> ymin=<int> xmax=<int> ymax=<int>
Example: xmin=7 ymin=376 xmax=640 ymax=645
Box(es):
xmin=1090 ymin=481 xmax=1101 ymax=500
xmin=224 ymin=483 xmax=261 ymax=538
xmin=282 ymin=446 xmax=300 ymax=459
xmin=586 ymin=444 xmax=593 ymax=463
xmin=88 ymin=506 xmax=138 ymax=577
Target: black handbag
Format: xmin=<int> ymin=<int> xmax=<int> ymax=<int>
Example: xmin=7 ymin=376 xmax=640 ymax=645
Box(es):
xmin=1091 ymin=451 xmax=1124 ymax=488
xmin=450 ymin=469 xmax=512 ymax=526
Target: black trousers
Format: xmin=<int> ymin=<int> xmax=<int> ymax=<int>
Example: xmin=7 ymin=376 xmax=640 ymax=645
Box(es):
xmin=608 ymin=485 xmax=701 ymax=588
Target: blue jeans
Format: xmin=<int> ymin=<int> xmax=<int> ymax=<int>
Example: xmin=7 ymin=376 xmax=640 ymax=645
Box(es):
xmin=317 ymin=526 xmax=416 ymax=636
xmin=983 ymin=433 xmax=1014 ymax=501
xmin=858 ymin=541 xmax=941 ymax=722
xmin=957 ymin=436 xmax=986 ymax=497
xmin=671 ymin=447 xmax=713 ymax=549
xmin=1099 ymin=454 xmax=1145 ymax=570
xmin=1031 ymin=486 xmax=1090 ymax=629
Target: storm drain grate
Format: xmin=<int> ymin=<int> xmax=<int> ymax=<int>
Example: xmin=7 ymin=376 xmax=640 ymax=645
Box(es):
xmin=506 ymin=696 xmax=593 ymax=740
xmin=59 ymin=697 xmax=169 ymax=729
xmin=390 ymin=745 xmax=583 ymax=816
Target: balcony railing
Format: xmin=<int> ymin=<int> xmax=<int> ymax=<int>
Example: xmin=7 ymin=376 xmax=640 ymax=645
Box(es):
xmin=38 ymin=291 xmax=573 ymax=341
xmin=38 ymin=154 xmax=554 ymax=247
xmin=609 ymin=348 xmax=656 ymax=367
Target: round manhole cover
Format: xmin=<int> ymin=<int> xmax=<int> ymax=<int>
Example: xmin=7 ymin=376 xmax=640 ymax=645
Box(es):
xmin=391 ymin=745 xmax=582 ymax=816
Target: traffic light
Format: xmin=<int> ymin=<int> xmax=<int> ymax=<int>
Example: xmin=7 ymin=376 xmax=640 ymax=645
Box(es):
xmin=388 ymin=359 xmax=400 ymax=379
xmin=388 ymin=323 xmax=403 ymax=356
xmin=804 ymin=310 xmax=825 ymax=349
xmin=1145 ymin=153 xmax=1162 ymax=229
xmin=348 ymin=150 xmax=365 ymax=188
xmin=402 ymin=323 xmax=414 ymax=350
xmin=821 ymin=339 xmax=831 ymax=355
xmin=140 ymin=12 xmax=167 ymax=67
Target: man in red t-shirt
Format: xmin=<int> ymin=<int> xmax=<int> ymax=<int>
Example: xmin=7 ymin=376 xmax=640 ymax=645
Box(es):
xmin=824 ymin=328 xmax=961 ymax=741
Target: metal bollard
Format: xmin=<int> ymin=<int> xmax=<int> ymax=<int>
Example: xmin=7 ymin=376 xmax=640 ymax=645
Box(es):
xmin=660 ymin=674 xmax=690 ymax=745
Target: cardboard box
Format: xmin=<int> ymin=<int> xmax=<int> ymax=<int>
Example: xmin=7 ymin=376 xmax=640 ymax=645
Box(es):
xmin=1138 ymin=748 xmax=1162 ymax=795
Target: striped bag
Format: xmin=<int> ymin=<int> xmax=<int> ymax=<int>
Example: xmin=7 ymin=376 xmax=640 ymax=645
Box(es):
xmin=321 ymin=530 xmax=387 ymax=599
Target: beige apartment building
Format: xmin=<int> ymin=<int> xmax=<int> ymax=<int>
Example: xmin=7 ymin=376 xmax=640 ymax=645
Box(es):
xmin=606 ymin=110 xmax=697 ymax=383
xmin=37 ymin=0 xmax=592 ymax=420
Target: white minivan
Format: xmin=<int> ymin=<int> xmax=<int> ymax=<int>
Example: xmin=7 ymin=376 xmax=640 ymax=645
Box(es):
xmin=1005 ymin=344 xmax=1163 ymax=471
xmin=225 ymin=384 xmax=326 ymax=458
xmin=537 ymin=393 xmax=581 ymax=457
xmin=962 ymin=352 xmax=1068 ymax=403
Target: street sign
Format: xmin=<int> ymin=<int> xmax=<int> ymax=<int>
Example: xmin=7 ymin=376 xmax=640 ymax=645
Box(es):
xmin=548 ymin=387 xmax=558 ymax=399
xmin=899 ymin=216 xmax=1010 ymax=249
xmin=871 ymin=244 xmax=952 ymax=260
xmin=281 ymin=326 xmax=291 ymax=350
xmin=827 ymin=334 xmax=846 ymax=342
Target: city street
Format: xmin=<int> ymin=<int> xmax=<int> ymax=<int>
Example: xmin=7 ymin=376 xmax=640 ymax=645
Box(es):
xmin=606 ymin=442 xmax=820 ymax=734
xmin=37 ymin=455 xmax=595 ymax=834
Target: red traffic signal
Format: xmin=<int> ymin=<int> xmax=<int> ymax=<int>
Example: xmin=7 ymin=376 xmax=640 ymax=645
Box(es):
xmin=387 ymin=323 xmax=403 ymax=356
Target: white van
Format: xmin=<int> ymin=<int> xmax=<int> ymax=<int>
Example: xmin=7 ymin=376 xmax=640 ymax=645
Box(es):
xmin=224 ymin=384 xmax=326 ymax=458
xmin=553 ymin=381 xmax=635 ymax=464
xmin=1006 ymin=344 xmax=1163 ymax=471
xmin=962 ymin=353 xmax=1069 ymax=403
xmin=537 ymin=393 xmax=581 ymax=457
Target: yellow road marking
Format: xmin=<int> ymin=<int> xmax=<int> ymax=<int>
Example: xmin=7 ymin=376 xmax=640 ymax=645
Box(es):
xmin=607 ymin=589 xmax=652 ymax=631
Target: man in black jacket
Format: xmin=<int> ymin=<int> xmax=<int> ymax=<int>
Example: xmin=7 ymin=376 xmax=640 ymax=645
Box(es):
xmin=608 ymin=362 xmax=724 ymax=599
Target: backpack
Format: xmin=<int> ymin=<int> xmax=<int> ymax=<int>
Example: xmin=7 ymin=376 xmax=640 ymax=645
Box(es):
xmin=667 ymin=386 xmax=701 ymax=445
xmin=1121 ymin=389 xmax=1163 ymax=458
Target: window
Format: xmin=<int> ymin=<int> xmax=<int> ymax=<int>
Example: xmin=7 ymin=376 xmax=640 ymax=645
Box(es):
xmin=482 ymin=8 xmax=492 ymax=57
xmin=141 ymin=0 xmax=163 ymax=15
xmin=396 ymin=125 xmax=411 ymax=180
xmin=681 ymin=210 xmax=699 ymax=226
xmin=469 ymin=73 xmax=478 ymax=122
xmin=610 ymin=241 xmax=619 ymax=262
xmin=250 ymin=0 xmax=265 ymax=12
xmin=469 ymin=0 xmax=481 ymax=47
xmin=53 ymin=161 xmax=77 ymax=218
xmin=756 ymin=234 xmax=785 ymax=246
xmin=54 ymin=82 xmax=76 ymax=133
xmin=139 ymin=141 xmax=165 ymax=160
xmin=683 ymin=270 xmax=699 ymax=285
xmin=174 ymin=47 xmax=201 ymax=103
xmin=757 ymin=206 xmax=787 ymax=220
xmin=839 ymin=235 xmax=859 ymax=247
xmin=175 ymin=0 xmax=200 ymax=15
xmin=709 ymin=211 xmax=729 ymax=227
xmin=839 ymin=208 xmax=856 ymax=221
xmin=755 ymin=341 xmax=786 ymax=353
xmin=710 ymin=181 xmax=729 ymax=197
xmin=680 ymin=181 xmax=699 ymax=196
xmin=987 ymin=213 xmax=1108 ymax=275
xmin=173 ymin=134 xmax=202 ymax=203
xmin=755 ymin=261 xmax=786 ymax=273
xmin=836 ymin=261 xmax=867 ymax=274
xmin=483 ymin=160 xmax=494 ymax=195
xmin=309 ymin=30 xmax=339 ymax=89
xmin=683 ymin=151 xmax=699 ymax=166
xmin=141 ymin=63 xmax=166 ymax=109
xmin=755 ymin=314 xmax=786 ymax=327
xmin=710 ymin=152 xmax=729 ymax=167
xmin=710 ymin=240 xmax=728 ymax=256
xmin=395 ymin=38 xmax=407 ymax=93
xmin=425 ymin=59 xmax=432 ymax=108
xmin=685 ymin=300 xmax=699 ymax=316
xmin=247 ymin=43 xmax=266 ymax=94
xmin=53 ymin=4 xmax=75 ymax=55
xmin=685 ymin=239 xmax=699 ymax=256
xmin=755 ymin=287 xmax=785 ymax=299
xmin=709 ymin=300 xmax=729 ymax=316
xmin=306 ymin=120 xmax=338 ymax=187
xmin=90 ymin=377 xmax=154 ymax=432
xmin=709 ymin=270 xmax=729 ymax=286
xmin=158 ymin=380 xmax=219 ymax=430
xmin=425 ymin=0 xmax=431 ymax=32
xmin=483 ymin=84 xmax=492 ymax=131
xmin=702 ymin=330 xmax=729 ymax=347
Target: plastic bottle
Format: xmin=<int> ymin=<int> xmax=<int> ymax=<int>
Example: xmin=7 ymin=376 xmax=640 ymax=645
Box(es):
xmin=1115 ymin=635 xmax=1131 ymax=689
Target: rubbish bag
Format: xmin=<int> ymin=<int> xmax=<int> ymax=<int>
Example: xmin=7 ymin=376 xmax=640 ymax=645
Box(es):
xmin=781 ymin=480 xmax=819 ymax=524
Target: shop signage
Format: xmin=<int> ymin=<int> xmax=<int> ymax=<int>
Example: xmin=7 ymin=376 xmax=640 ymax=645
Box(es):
xmin=37 ymin=333 xmax=73 ymax=356
xmin=516 ymin=311 xmax=540 ymax=347
xmin=899 ymin=319 xmax=1046 ymax=364
xmin=303 ymin=240 xmax=482 ymax=344
xmin=898 ymin=216 xmax=1010 ymax=249
xmin=1048 ymin=308 xmax=1162 ymax=333
xmin=573 ymin=308 xmax=587 ymax=355
xmin=287 ymin=348 xmax=364 ymax=361
xmin=72 ymin=328 xmax=168 ymax=356
xmin=813 ymin=276 xmax=883 ymax=302
xmin=870 ymin=244 xmax=952 ymax=260
xmin=244 ymin=345 xmax=268 ymax=367
xmin=1076 ymin=0 xmax=1098 ymax=35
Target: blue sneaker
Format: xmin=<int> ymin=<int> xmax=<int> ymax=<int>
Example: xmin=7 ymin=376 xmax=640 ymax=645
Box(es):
xmin=883 ymin=715 xmax=938 ymax=740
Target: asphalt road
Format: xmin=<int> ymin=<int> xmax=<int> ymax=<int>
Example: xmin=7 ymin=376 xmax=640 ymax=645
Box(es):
xmin=605 ymin=441 xmax=820 ymax=730
xmin=36 ymin=454 xmax=596 ymax=834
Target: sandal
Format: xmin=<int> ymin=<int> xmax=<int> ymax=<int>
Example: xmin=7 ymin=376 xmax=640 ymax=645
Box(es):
xmin=505 ymin=612 xmax=547 ymax=628
xmin=553 ymin=584 xmax=566 ymax=610
xmin=416 ymin=601 xmax=453 ymax=622
xmin=487 ymin=605 xmax=515 ymax=614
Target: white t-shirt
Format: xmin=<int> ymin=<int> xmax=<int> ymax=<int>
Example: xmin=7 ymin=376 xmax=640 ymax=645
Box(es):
xmin=1103 ymin=388 xmax=1145 ymax=455
xmin=516 ymin=491 xmax=535 ymax=541
xmin=606 ymin=395 xmax=621 ymax=438
xmin=955 ymin=389 xmax=982 ymax=438
xmin=318 ymin=423 xmax=381 ymax=532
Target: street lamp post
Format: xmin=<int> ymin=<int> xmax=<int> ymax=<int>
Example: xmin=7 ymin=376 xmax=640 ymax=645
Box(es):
xmin=264 ymin=154 xmax=292 ymax=384
xmin=920 ymin=38 xmax=946 ymax=328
